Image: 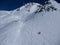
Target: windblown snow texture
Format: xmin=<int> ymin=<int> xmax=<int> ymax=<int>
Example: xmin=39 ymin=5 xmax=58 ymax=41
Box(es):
xmin=0 ymin=0 xmax=60 ymax=45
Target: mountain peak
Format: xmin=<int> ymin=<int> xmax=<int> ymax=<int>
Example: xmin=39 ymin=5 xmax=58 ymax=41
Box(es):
xmin=15 ymin=0 xmax=59 ymax=14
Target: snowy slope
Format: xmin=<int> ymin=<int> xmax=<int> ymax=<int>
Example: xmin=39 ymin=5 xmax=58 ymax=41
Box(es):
xmin=0 ymin=0 xmax=60 ymax=45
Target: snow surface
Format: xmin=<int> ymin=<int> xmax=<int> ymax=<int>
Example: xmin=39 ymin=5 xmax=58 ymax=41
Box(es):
xmin=0 ymin=0 xmax=60 ymax=45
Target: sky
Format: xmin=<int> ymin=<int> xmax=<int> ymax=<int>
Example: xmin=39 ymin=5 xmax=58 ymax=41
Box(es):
xmin=0 ymin=0 xmax=60 ymax=11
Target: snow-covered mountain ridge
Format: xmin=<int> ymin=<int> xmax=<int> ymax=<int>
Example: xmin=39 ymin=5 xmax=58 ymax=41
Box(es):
xmin=16 ymin=0 xmax=59 ymax=13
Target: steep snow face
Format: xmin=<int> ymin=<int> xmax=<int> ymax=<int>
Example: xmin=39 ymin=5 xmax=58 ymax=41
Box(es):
xmin=0 ymin=0 xmax=60 ymax=45
xmin=0 ymin=3 xmax=42 ymax=45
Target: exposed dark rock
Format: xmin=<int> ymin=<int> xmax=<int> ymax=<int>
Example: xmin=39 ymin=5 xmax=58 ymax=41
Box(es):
xmin=17 ymin=8 xmax=20 ymax=11
xmin=38 ymin=32 xmax=41 ymax=35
